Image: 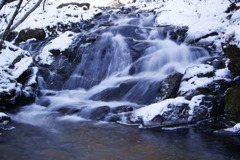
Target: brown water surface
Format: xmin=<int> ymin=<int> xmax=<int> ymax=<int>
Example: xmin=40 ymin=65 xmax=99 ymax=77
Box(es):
xmin=0 ymin=120 xmax=240 ymax=160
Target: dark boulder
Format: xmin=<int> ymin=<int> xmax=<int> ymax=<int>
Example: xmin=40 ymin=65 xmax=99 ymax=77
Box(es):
xmin=106 ymin=115 xmax=121 ymax=122
xmin=89 ymin=106 xmax=111 ymax=121
xmin=15 ymin=28 xmax=46 ymax=44
xmin=122 ymin=80 xmax=162 ymax=105
xmin=158 ymin=72 xmax=183 ymax=100
xmin=222 ymin=44 xmax=240 ymax=76
xmin=112 ymin=105 xmax=134 ymax=114
xmin=225 ymin=86 xmax=240 ymax=122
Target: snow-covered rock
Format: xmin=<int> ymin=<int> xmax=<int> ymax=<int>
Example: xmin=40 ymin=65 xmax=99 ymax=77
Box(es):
xmin=178 ymin=63 xmax=231 ymax=99
xmin=155 ymin=0 xmax=239 ymax=48
xmin=120 ymin=94 xmax=219 ymax=128
xmin=0 ymin=112 xmax=10 ymax=130
xmin=223 ymin=123 xmax=240 ymax=134
xmin=215 ymin=123 xmax=240 ymax=135
xmin=35 ymin=31 xmax=78 ymax=65
xmin=0 ymin=0 xmax=102 ymax=38
xmin=0 ymin=42 xmax=38 ymax=106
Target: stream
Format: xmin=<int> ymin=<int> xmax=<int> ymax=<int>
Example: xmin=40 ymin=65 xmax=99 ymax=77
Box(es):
xmin=1 ymin=120 xmax=240 ymax=160
xmin=1 ymin=7 xmax=240 ymax=160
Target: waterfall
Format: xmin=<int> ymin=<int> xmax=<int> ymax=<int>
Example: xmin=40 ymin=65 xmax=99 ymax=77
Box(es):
xmin=12 ymin=10 xmax=210 ymax=125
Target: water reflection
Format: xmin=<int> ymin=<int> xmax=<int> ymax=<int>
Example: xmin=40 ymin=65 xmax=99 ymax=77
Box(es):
xmin=1 ymin=121 xmax=240 ymax=160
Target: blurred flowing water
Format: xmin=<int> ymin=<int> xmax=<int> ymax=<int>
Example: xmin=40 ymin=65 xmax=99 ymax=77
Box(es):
xmin=2 ymin=9 xmax=239 ymax=160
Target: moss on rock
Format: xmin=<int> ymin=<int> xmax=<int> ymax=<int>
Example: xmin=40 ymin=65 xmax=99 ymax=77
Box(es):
xmin=225 ymin=86 xmax=240 ymax=122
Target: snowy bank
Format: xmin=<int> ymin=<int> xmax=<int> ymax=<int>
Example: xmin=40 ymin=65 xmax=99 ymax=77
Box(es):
xmin=134 ymin=0 xmax=240 ymax=51
xmin=0 ymin=0 xmax=102 ymax=37
xmin=1 ymin=0 xmax=239 ymax=51
xmin=0 ymin=42 xmax=37 ymax=106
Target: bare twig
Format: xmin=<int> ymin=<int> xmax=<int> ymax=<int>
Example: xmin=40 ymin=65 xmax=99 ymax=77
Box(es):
xmin=0 ymin=0 xmax=23 ymax=48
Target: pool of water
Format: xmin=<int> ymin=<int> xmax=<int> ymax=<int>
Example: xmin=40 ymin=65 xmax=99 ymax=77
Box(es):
xmin=1 ymin=120 xmax=240 ymax=160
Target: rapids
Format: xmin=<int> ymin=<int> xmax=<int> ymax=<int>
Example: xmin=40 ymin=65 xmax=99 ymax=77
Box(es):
xmin=13 ymin=10 xmax=210 ymax=124
xmin=1 ymin=6 xmax=239 ymax=160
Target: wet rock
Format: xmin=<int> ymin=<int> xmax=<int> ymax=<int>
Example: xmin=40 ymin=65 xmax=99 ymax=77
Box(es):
xmin=90 ymin=81 xmax=137 ymax=101
xmin=206 ymin=57 xmax=226 ymax=70
xmin=57 ymin=107 xmax=81 ymax=115
xmin=15 ymin=28 xmax=46 ymax=44
xmin=78 ymin=21 xmax=95 ymax=31
xmin=106 ymin=115 xmax=121 ymax=122
xmin=37 ymin=33 xmax=96 ymax=90
xmin=112 ymin=105 xmax=134 ymax=114
xmin=155 ymin=26 xmax=188 ymax=43
xmin=225 ymin=86 xmax=240 ymax=122
xmin=57 ymin=2 xmax=90 ymax=10
xmin=89 ymin=106 xmax=111 ymax=120
xmin=110 ymin=25 xmax=149 ymax=40
xmin=167 ymin=26 xmax=188 ymax=44
xmin=123 ymin=80 xmax=164 ymax=105
xmin=127 ymin=39 xmax=152 ymax=62
xmin=36 ymin=97 xmax=51 ymax=107
xmin=158 ymin=72 xmax=183 ymax=100
xmin=46 ymin=23 xmax=77 ymax=37
xmin=0 ymin=113 xmax=10 ymax=129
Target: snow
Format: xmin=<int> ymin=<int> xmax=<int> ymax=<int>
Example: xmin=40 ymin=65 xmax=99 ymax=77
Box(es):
xmin=214 ymin=68 xmax=231 ymax=81
xmin=0 ymin=0 xmax=240 ymax=130
xmin=45 ymin=31 xmax=77 ymax=52
xmin=0 ymin=42 xmax=33 ymax=93
xmin=1 ymin=0 xmax=239 ymax=49
xmin=134 ymin=0 xmax=239 ymax=48
xmin=179 ymin=64 xmax=215 ymax=93
xmin=35 ymin=31 xmax=77 ymax=65
xmin=131 ymin=95 xmax=204 ymax=124
xmin=0 ymin=0 xmax=102 ymax=34
xmin=182 ymin=64 xmax=214 ymax=81
xmin=179 ymin=77 xmax=214 ymax=93
xmin=12 ymin=56 xmax=33 ymax=79
xmin=0 ymin=112 xmax=8 ymax=118
xmin=223 ymin=123 xmax=240 ymax=133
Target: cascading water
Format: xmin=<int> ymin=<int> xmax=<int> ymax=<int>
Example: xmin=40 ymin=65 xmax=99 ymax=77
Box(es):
xmin=13 ymin=10 xmax=210 ymax=126
xmin=3 ymin=7 xmax=240 ymax=160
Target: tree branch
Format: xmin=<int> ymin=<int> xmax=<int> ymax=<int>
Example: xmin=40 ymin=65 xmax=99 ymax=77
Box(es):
xmin=0 ymin=0 xmax=23 ymax=48
xmin=0 ymin=0 xmax=8 ymax=11
xmin=9 ymin=0 xmax=43 ymax=32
